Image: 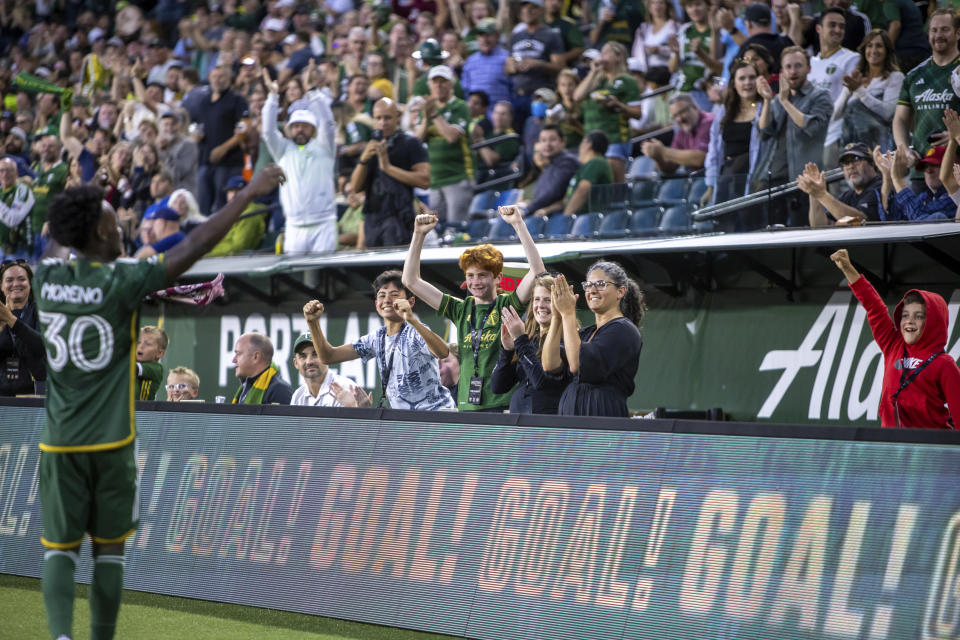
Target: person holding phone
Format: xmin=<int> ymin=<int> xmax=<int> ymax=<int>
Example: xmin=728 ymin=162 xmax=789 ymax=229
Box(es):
xmin=350 ymin=98 xmax=430 ymax=248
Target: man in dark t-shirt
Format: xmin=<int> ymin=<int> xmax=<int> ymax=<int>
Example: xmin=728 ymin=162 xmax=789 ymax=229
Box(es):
xmin=191 ymin=65 xmax=249 ymax=214
xmin=350 ymin=98 xmax=430 ymax=247
xmin=506 ymin=0 xmax=564 ymax=124
xmin=800 ymin=143 xmax=883 ymax=226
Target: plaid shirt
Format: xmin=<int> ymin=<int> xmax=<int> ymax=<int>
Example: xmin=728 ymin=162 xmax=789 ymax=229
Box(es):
xmin=462 ymin=47 xmax=513 ymax=107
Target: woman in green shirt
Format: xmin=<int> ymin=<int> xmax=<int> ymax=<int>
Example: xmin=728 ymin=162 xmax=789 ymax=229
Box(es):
xmin=573 ymin=41 xmax=644 ymax=183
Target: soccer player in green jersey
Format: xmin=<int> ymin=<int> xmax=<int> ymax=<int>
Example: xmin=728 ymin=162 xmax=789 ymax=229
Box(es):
xmin=36 ymin=164 xmax=285 ymax=640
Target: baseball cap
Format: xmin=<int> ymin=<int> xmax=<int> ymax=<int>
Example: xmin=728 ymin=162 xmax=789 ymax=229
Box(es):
xmin=582 ymin=48 xmax=601 ymax=61
xmin=532 ymin=87 xmax=557 ymax=104
xmin=412 ymin=39 xmax=450 ymax=62
xmin=474 ymin=18 xmax=498 ymax=35
xmin=287 ymin=109 xmax=318 ymax=130
xmin=838 ymin=142 xmax=871 ymax=163
xmin=224 ymin=175 xmax=247 ymax=191
xmin=428 ymin=65 xmax=455 ymax=82
xmin=106 ymin=36 xmax=125 ymax=48
xmin=917 ymin=146 xmax=947 ymax=169
xmin=520 ymin=0 xmax=543 ymax=6
xmin=8 ymin=127 xmax=27 ymax=143
xmin=263 ymin=17 xmax=288 ymax=31
xmin=293 ymin=332 xmax=314 ymax=354
xmin=88 ymin=27 xmax=106 ymax=42
xmin=744 ymin=3 xmax=771 ymax=26
xmin=145 ymin=206 xmax=180 ymax=221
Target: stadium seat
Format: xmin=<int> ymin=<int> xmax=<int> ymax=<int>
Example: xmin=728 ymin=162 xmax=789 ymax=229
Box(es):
xmin=597 ymin=209 xmax=631 ymax=238
xmin=524 ymin=215 xmax=545 ymax=237
xmin=658 ymin=178 xmax=688 ymax=205
xmin=469 ymin=190 xmax=498 ymax=217
xmin=568 ymin=212 xmax=601 ymax=239
xmin=495 ymin=189 xmax=522 ymax=208
xmin=687 ymin=178 xmax=708 ymax=207
xmin=629 ymin=206 xmax=661 ymax=235
xmin=659 ymin=206 xmax=691 ymax=233
xmin=693 ymin=219 xmax=716 ymax=234
xmin=629 ymin=180 xmax=659 ymax=208
xmin=487 ymin=217 xmax=517 ymax=242
xmin=544 ymin=213 xmax=575 ymax=239
xmin=467 ymin=217 xmax=494 ymax=240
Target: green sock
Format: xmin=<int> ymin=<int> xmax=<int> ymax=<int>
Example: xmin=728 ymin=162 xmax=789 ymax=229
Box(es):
xmin=89 ymin=554 xmax=125 ymax=640
xmin=42 ymin=549 xmax=78 ymax=639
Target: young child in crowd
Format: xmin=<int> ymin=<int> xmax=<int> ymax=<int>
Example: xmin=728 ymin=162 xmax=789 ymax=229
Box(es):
xmin=136 ymin=325 xmax=168 ymax=401
xmin=831 ymin=249 xmax=960 ymax=428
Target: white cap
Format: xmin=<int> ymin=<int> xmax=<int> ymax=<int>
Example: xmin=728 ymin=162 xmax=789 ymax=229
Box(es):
xmin=428 ymin=65 xmax=455 ymax=81
xmin=263 ymin=17 xmax=288 ymax=31
xmin=283 ymin=33 xmax=297 ymax=45
xmin=275 ymin=0 xmax=295 ymax=7
xmin=582 ymin=48 xmax=601 ymax=60
xmin=286 ymin=109 xmax=318 ymax=133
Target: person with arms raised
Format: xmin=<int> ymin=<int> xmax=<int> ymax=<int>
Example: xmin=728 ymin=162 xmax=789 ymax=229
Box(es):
xmin=403 ymin=203 xmax=546 ymax=412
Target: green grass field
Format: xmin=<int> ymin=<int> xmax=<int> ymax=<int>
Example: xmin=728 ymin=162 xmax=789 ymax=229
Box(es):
xmin=0 ymin=574 xmax=461 ymax=640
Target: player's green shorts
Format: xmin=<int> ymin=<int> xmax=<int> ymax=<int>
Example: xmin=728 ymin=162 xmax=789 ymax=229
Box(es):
xmin=39 ymin=443 xmax=138 ymax=548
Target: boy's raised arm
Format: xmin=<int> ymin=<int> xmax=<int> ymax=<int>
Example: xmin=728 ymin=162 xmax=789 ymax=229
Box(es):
xmin=402 ymin=205 xmax=445 ymax=310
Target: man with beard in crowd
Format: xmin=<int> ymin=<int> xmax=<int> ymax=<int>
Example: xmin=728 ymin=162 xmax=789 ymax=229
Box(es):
xmin=799 ymin=142 xmax=884 ymax=226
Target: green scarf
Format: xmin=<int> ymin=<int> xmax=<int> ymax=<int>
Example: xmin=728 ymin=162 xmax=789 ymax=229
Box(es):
xmin=233 ymin=363 xmax=280 ymax=404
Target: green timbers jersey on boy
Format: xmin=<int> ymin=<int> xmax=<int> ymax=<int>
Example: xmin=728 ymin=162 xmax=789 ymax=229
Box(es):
xmin=35 ymin=256 xmax=168 ymax=452
xmin=423 ymin=97 xmax=473 ymax=187
xmin=136 ymin=361 xmax=164 ymax=401
xmin=898 ymin=54 xmax=960 ymax=157
xmin=582 ymin=73 xmax=641 ymax=144
xmin=439 ymin=290 xmax=521 ymax=411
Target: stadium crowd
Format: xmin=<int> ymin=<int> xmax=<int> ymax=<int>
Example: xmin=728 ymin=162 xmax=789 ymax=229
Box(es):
xmin=0 ymin=0 xmax=957 ymax=264
xmin=3 ymin=0 xmax=960 ymax=416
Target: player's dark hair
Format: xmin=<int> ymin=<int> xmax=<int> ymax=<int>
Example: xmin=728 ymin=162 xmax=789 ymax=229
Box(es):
xmin=48 ymin=184 xmax=104 ymax=251
xmin=372 ymin=270 xmax=411 ymax=298
xmin=586 ymin=260 xmax=646 ymax=328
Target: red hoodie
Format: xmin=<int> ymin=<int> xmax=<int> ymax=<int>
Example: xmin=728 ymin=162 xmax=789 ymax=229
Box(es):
xmin=850 ymin=276 xmax=960 ymax=429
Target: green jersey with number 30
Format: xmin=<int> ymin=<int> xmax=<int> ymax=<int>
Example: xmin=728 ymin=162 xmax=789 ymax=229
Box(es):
xmin=35 ymin=256 xmax=168 ymax=452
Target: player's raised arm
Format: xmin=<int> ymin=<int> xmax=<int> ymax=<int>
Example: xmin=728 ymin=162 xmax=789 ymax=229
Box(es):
xmin=401 ymin=205 xmax=445 ymax=310
xmin=163 ymin=165 xmax=286 ymax=283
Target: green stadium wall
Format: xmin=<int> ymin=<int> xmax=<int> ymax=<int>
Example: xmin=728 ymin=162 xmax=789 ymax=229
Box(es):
xmin=144 ymin=285 xmax=960 ymax=424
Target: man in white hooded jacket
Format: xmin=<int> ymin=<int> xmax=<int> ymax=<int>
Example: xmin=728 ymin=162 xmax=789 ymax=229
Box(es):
xmin=261 ymin=69 xmax=337 ymax=253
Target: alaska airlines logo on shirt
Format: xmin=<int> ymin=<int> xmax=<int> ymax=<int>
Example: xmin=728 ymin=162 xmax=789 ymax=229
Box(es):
xmin=40 ymin=282 xmax=103 ymax=304
xmin=914 ymin=88 xmax=954 ymax=104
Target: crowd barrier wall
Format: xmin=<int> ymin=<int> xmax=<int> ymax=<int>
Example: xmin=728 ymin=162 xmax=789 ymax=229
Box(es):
xmin=2 ymin=401 xmax=960 ymax=639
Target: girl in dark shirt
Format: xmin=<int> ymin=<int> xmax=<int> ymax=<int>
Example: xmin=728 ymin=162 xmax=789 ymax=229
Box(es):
xmin=545 ymin=261 xmax=644 ymax=417
xmin=0 ymin=260 xmax=46 ymax=396
xmin=490 ymin=274 xmax=571 ymax=414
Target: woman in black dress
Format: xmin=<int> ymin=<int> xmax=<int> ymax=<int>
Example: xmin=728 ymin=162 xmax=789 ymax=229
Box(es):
xmin=490 ymin=274 xmax=571 ymax=414
xmin=545 ymin=261 xmax=644 ymax=417
xmin=0 ymin=259 xmax=46 ymax=396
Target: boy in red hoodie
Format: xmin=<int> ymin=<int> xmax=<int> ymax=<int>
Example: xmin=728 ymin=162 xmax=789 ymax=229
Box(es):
xmin=831 ymin=249 xmax=960 ymax=429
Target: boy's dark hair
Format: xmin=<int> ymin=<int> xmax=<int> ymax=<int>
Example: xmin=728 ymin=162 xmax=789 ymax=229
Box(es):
xmin=903 ymin=292 xmax=925 ymax=307
xmin=585 ymin=130 xmax=609 ymax=155
xmin=372 ymin=270 xmax=411 ymax=297
xmin=821 ymin=7 xmax=846 ymax=22
xmin=48 ymin=185 xmax=104 ymax=251
xmin=469 ymin=90 xmax=490 ymax=108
